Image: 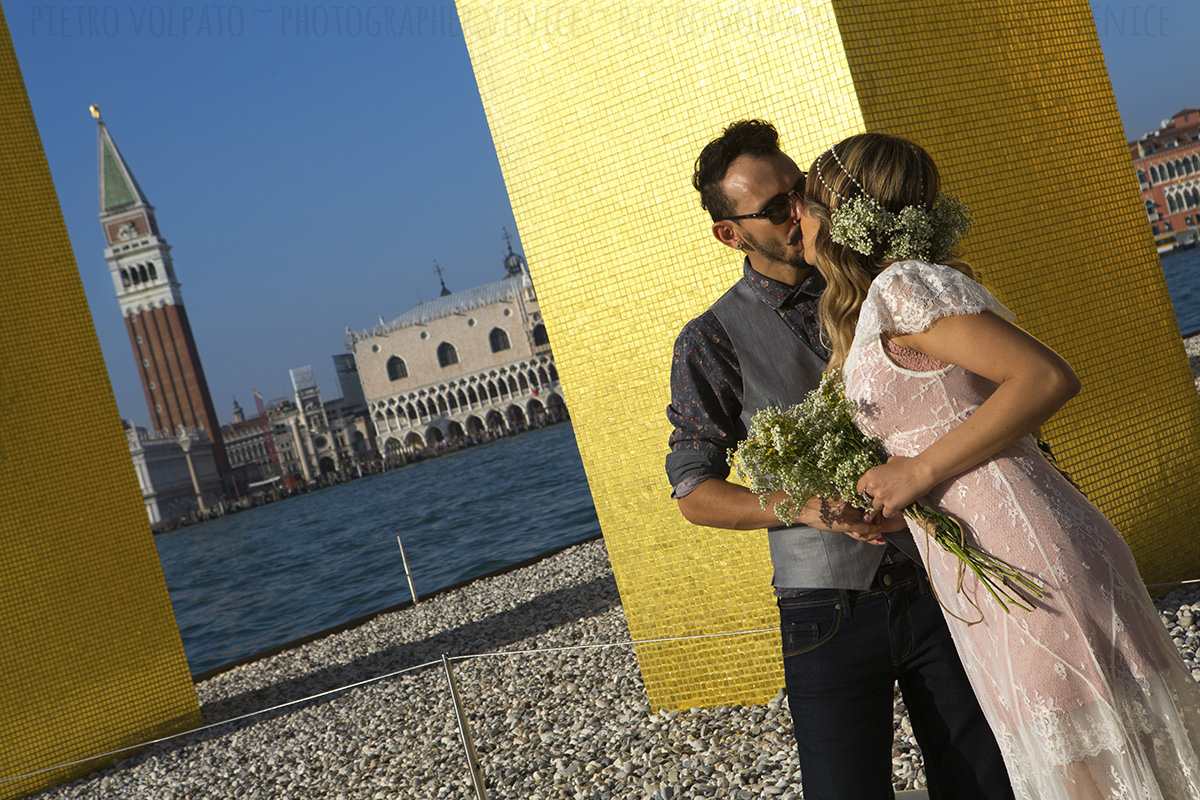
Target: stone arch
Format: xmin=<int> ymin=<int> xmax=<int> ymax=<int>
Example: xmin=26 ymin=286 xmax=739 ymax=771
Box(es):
xmin=466 ymin=415 xmax=485 ymax=437
xmin=506 ymin=404 xmax=527 ymax=428
xmin=319 ymin=456 xmax=337 ymax=474
xmin=446 ymin=421 xmax=465 ymax=441
xmin=518 ymin=372 xmax=529 ymax=391
xmin=546 ymin=393 xmax=567 ymax=420
xmin=527 ymin=397 xmax=546 ymax=424
xmin=404 ymin=431 xmax=425 ymax=449
xmin=437 ymin=342 xmax=459 ymax=367
xmin=486 ymin=409 xmax=506 ymax=432
xmin=489 ymin=327 xmax=511 ymax=352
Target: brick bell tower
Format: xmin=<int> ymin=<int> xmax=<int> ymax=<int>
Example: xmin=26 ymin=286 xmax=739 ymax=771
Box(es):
xmin=93 ymin=106 xmax=229 ymax=474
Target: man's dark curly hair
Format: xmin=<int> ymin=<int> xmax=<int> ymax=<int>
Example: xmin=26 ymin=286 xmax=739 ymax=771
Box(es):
xmin=692 ymin=119 xmax=782 ymax=222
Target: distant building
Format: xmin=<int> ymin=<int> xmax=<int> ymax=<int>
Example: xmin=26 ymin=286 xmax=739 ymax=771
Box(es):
xmin=347 ymin=242 xmax=565 ymax=461
xmin=222 ymin=365 xmax=377 ymax=491
xmin=1129 ymin=108 xmax=1200 ymax=250
xmin=93 ymin=109 xmax=229 ymax=475
xmin=126 ymin=424 xmax=222 ymax=526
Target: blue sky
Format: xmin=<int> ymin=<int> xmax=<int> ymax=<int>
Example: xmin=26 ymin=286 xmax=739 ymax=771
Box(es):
xmin=4 ymin=1 xmax=1197 ymax=428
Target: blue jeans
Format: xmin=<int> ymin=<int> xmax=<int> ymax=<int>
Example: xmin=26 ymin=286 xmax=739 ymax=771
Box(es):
xmin=780 ymin=561 xmax=1014 ymax=800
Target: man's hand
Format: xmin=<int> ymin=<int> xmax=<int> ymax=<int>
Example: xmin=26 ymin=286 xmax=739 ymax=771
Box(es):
xmin=791 ymin=494 xmax=904 ymax=545
xmin=677 ymin=479 xmax=905 ymax=543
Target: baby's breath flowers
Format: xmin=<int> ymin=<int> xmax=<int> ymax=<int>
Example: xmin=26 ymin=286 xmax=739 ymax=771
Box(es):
xmin=829 ymin=192 xmax=973 ymax=262
xmin=730 ymin=371 xmax=1041 ymax=618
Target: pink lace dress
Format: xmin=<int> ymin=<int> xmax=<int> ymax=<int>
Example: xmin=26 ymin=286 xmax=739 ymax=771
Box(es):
xmin=844 ymin=260 xmax=1200 ymax=799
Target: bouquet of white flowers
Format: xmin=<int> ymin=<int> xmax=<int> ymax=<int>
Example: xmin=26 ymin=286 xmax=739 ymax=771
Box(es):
xmin=730 ymin=370 xmax=1041 ymax=618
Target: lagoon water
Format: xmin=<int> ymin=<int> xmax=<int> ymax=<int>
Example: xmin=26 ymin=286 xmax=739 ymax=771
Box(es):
xmin=1163 ymin=246 xmax=1200 ymax=335
xmin=155 ymin=423 xmax=601 ymax=675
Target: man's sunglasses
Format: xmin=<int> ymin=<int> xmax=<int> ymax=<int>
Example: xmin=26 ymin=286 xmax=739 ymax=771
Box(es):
xmin=718 ymin=176 xmax=805 ymax=226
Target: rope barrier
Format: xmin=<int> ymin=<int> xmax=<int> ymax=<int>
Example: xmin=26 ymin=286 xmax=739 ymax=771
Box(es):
xmin=0 ymin=626 xmax=776 ymax=788
xmin=8 ymin=568 xmax=1200 ymax=789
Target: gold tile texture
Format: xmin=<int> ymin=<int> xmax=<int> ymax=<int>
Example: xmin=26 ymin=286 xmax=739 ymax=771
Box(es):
xmin=459 ymin=0 xmax=1200 ymax=710
xmin=0 ymin=8 xmax=202 ymax=797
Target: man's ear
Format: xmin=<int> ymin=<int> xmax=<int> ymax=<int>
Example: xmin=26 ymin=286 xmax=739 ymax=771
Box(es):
xmin=712 ymin=222 xmax=741 ymax=251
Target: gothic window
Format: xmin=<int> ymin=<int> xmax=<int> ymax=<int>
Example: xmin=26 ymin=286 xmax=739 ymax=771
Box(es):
xmin=508 ymin=376 xmax=519 ymax=394
xmin=467 ymin=386 xmax=479 ymax=404
xmin=120 ymin=268 xmax=131 ymax=287
xmin=1168 ymin=162 xmax=1177 ymax=178
xmin=528 ymin=370 xmax=539 ymax=388
xmin=1193 ymin=155 xmax=1199 ymax=172
xmin=437 ymin=342 xmax=459 ymax=367
xmin=518 ymin=373 xmax=529 ymax=391
xmin=538 ymin=366 xmax=550 ymax=386
xmin=448 ymin=392 xmax=458 ymax=410
xmin=489 ymin=327 xmax=511 ymax=353
xmin=139 ymin=264 xmax=150 ymax=283
xmin=407 ymin=403 xmax=417 ymax=421
xmin=437 ymin=395 xmax=449 ymax=413
xmin=130 ymin=267 xmax=140 ymax=284
xmin=416 ymin=399 xmax=428 ymax=418
xmin=147 ymin=262 xmax=158 ymax=279
xmin=1168 ymin=195 xmax=1178 ymax=213
xmin=387 ymin=356 xmax=408 ymax=381
xmin=457 ymin=389 xmax=468 ymax=408
xmin=488 ymin=381 xmax=498 ymax=400
xmin=549 ymin=364 xmax=559 ymax=382
xmin=1137 ymin=169 xmax=1147 ymax=185
xmin=532 ymin=324 xmax=550 ymax=346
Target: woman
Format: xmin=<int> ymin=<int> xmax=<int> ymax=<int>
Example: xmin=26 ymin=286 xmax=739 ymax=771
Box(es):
xmin=800 ymin=132 xmax=1200 ymax=799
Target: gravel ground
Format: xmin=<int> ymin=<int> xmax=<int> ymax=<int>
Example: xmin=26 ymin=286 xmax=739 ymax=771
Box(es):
xmin=27 ymin=334 xmax=1200 ymax=800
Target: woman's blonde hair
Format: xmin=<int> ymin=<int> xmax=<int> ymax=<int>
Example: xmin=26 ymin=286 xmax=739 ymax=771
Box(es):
xmin=804 ymin=133 xmax=974 ymax=369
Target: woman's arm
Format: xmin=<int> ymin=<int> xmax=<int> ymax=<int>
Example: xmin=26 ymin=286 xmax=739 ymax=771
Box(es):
xmin=856 ymin=310 xmax=1080 ymax=519
xmin=679 ymin=479 xmax=902 ymax=543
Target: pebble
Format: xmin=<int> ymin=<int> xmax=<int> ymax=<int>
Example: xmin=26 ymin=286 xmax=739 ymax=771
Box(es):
xmin=28 ymin=336 xmax=1200 ymax=799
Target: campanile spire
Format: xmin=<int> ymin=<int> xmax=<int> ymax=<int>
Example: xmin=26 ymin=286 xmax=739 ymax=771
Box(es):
xmin=94 ymin=108 xmax=229 ymax=473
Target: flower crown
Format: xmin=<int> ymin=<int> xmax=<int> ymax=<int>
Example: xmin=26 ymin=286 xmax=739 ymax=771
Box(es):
xmin=815 ymin=144 xmax=973 ymax=262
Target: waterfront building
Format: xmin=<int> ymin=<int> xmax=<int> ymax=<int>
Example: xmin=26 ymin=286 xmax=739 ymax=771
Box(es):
xmin=347 ymin=241 xmax=566 ymax=460
xmin=125 ymin=424 xmax=223 ymax=526
xmin=1130 ymin=108 xmax=1200 ymax=251
xmin=93 ymin=108 xmax=229 ymax=474
xmin=222 ymin=365 xmax=378 ymax=491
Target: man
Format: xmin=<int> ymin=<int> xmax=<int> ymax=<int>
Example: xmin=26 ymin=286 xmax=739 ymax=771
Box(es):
xmin=666 ymin=120 xmax=1014 ymax=799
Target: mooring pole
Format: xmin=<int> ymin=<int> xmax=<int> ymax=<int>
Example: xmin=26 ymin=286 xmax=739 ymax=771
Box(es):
xmin=442 ymin=653 xmax=488 ymax=799
xmin=396 ymin=535 xmax=419 ymax=603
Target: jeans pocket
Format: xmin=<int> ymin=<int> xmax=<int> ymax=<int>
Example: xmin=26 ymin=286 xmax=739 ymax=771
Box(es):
xmin=780 ymin=599 xmax=843 ymax=658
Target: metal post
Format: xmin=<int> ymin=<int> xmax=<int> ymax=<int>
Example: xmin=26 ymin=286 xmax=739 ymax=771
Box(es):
xmin=396 ymin=535 xmax=419 ymax=603
xmin=442 ymin=654 xmax=488 ymax=800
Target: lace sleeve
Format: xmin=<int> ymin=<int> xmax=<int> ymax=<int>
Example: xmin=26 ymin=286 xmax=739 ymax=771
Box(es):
xmin=861 ymin=260 xmax=1014 ymax=337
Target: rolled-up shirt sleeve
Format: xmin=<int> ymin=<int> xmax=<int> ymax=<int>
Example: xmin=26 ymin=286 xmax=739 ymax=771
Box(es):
xmin=665 ymin=311 xmax=743 ymax=495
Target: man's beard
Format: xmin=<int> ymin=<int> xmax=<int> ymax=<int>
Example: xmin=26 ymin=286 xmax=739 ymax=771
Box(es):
xmin=742 ymin=230 xmax=808 ymax=269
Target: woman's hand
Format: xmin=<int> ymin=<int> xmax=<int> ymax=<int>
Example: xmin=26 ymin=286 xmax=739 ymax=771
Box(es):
xmin=856 ymin=456 xmax=933 ymax=520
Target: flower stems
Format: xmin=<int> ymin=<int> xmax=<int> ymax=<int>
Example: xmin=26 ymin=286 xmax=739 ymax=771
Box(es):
xmin=904 ymin=504 xmax=1043 ymax=616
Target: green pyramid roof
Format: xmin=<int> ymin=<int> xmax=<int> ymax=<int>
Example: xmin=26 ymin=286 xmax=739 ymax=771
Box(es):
xmin=97 ymin=119 xmax=149 ymax=215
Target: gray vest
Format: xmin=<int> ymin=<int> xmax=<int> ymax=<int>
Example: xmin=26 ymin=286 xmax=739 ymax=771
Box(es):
xmin=712 ymin=280 xmax=916 ymax=590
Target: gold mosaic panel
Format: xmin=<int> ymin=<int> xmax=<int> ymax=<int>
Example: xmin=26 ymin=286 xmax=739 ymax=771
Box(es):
xmin=457 ymin=0 xmax=1200 ymax=709
xmin=0 ymin=10 xmax=202 ymax=797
